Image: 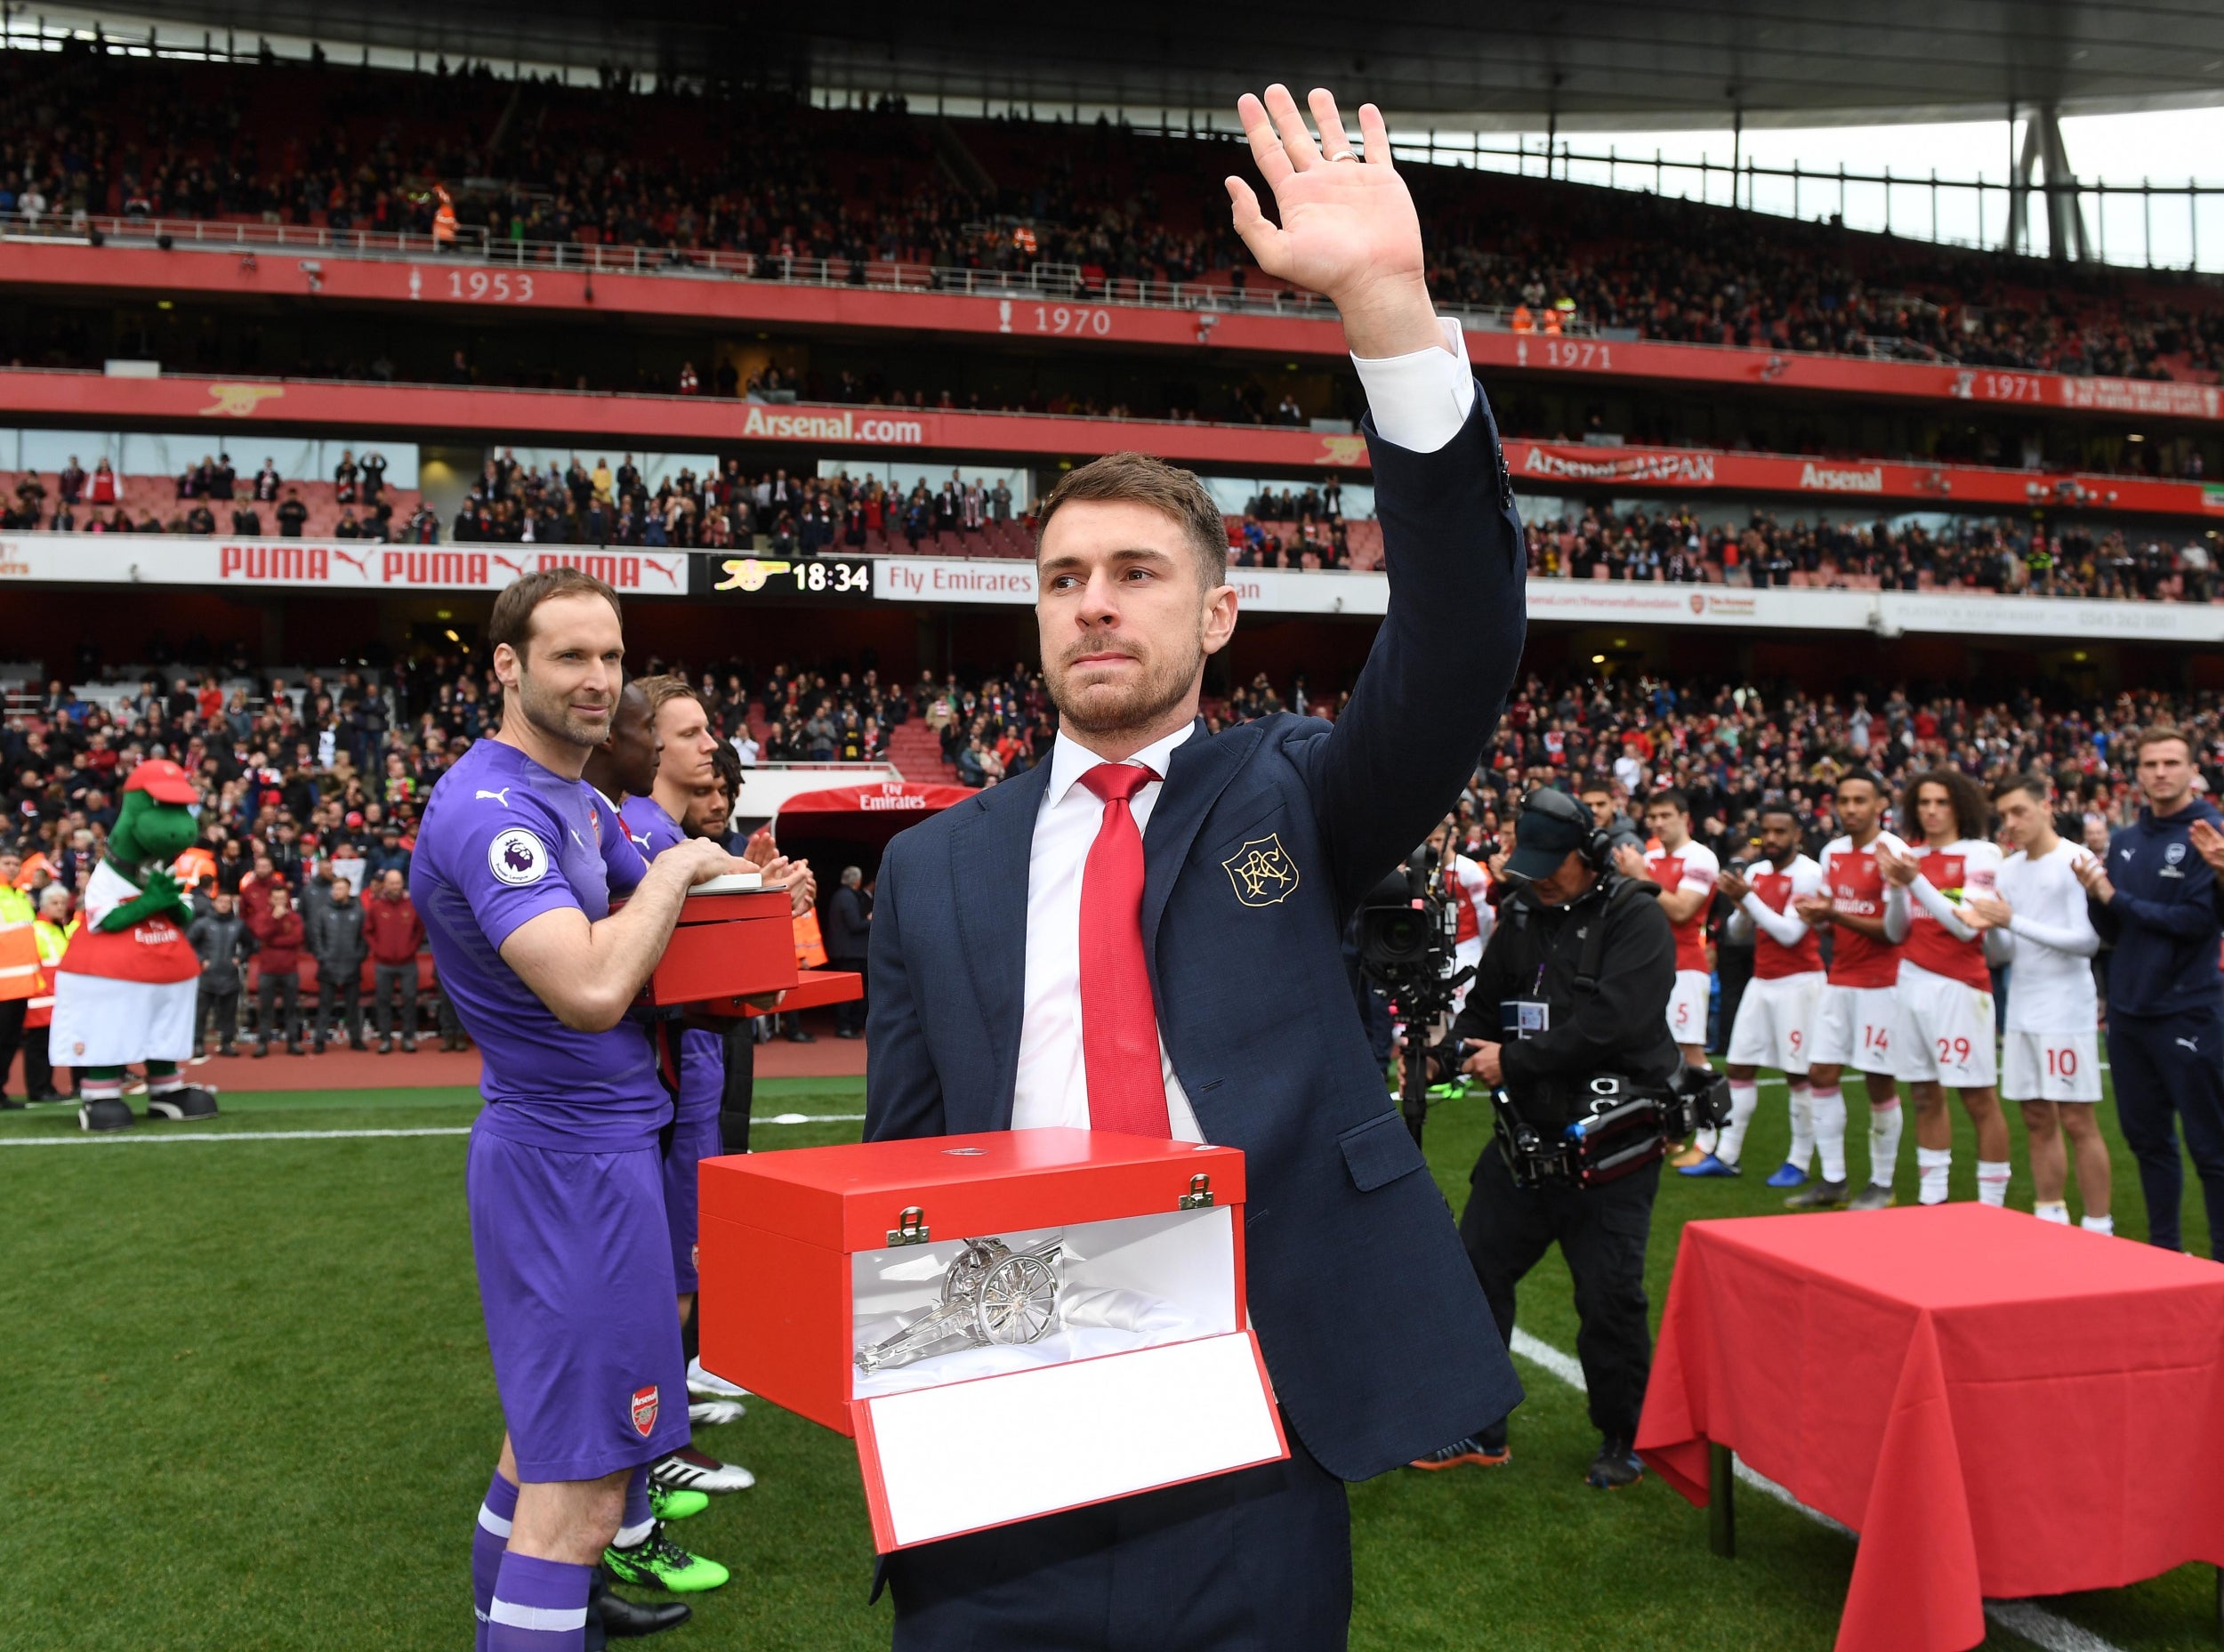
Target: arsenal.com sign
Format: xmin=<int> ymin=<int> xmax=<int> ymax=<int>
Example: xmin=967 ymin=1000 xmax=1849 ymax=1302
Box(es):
xmin=0 ymin=533 xmax=688 ymax=593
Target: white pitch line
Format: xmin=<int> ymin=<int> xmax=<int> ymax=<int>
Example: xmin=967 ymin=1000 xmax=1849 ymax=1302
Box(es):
xmin=1505 ymin=1329 xmax=2123 ymax=1652
xmin=0 ymin=1113 xmax=869 ymax=1147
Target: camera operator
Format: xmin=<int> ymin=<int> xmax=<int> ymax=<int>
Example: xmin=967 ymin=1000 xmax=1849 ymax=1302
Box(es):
xmin=1430 ymin=787 xmax=1680 ymax=1489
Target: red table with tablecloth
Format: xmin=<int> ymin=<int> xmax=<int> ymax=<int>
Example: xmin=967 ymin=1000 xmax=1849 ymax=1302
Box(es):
xmin=1637 ymin=1204 xmax=2224 ymax=1652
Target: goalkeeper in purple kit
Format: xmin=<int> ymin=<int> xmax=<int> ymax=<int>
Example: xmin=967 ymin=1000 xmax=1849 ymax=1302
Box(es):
xmin=411 ymin=568 xmax=750 ymax=1650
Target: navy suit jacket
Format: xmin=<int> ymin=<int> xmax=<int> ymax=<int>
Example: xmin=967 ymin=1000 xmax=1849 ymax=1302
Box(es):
xmin=865 ymin=387 xmax=1528 ymax=1480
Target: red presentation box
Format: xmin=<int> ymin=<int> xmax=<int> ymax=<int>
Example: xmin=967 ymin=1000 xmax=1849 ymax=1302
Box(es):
xmin=697 ymin=1127 xmax=1287 ymax=1551
xmin=634 ymin=883 xmax=798 ymax=1007
xmin=694 ymin=967 xmax=862 ymax=1019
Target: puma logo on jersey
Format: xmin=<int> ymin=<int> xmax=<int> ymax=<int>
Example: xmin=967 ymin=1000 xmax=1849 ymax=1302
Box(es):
xmin=475 ymin=788 xmax=512 ymax=808
xmin=2178 ymin=1036 xmax=2200 ymax=1053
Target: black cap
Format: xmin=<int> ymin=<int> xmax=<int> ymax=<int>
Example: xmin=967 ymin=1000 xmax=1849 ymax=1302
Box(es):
xmin=1506 ymin=795 xmax=1591 ymax=881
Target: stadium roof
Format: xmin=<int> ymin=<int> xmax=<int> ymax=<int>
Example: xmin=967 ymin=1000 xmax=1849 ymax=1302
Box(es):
xmin=68 ymin=1 xmax=2224 ymax=129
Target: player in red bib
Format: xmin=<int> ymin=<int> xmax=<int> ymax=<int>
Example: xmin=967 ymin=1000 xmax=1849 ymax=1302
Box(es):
xmin=1791 ymin=770 xmax=1908 ymax=1211
xmin=1683 ymin=805 xmax=1824 ymax=1181
xmin=1880 ymin=769 xmax=2010 ymax=1208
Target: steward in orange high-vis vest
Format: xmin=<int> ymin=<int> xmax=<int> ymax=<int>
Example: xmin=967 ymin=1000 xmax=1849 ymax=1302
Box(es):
xmin=0 ymin=858 xmax=36 ymax=1103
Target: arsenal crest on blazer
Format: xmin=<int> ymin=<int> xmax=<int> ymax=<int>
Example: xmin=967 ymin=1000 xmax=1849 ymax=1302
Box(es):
xmin=1222 ymin=834 xmax=1300 ymax=907
xmin=630 ymin=1383 xmax=660 ymax=1437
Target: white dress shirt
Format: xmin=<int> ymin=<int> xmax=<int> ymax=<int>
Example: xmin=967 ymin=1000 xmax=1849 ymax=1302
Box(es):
xmin=1008 ymin=319 xmax=1479 ymax=1137
xmin=1012 ymin=722 xmax=1205 ymax=1139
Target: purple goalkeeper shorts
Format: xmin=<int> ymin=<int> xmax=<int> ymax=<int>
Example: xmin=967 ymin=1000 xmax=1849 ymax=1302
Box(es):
xmin=466 ymin=1123 xmax=689 ymax=1481
xmin=663 ymin=1111 xmax=724 ymax=1294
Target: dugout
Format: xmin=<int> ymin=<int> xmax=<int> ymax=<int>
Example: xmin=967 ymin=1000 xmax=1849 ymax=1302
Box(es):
xmin=770 ymin=780 xmax=979 ymax=894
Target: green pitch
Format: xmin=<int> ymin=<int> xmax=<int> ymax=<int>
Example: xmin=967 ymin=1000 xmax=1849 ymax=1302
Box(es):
xmin=3 ymin=1071 xmax=2215 ymax=1650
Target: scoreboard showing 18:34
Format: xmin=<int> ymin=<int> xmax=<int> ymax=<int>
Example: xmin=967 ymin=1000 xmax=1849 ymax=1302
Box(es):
xmin=709 ymin=554 xmax=877 ymax=603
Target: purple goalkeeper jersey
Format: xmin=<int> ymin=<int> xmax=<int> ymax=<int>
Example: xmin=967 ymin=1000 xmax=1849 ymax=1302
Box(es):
xmin=619 ymin=793 xmax=686 ymax=859
xmin=413 ymin=738 xmax=663 ymax=1149
xmin=587 ymin=786 xmax=650 ymax=896
xmin=622 ymin=791 xmax=725 ymax=1126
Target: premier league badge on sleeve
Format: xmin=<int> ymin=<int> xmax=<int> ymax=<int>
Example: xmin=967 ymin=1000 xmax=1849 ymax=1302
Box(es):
xmin=488 ymin=827 xmax=549 ymax=887
xmin=1222 ymin=834 xmax=1300 ymax=907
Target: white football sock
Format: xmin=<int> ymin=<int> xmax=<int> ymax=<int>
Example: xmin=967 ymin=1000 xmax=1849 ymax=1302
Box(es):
xmin=2081 ymin=1214 xmax=2115 ymax=1236
xmin=1917 ymin=1146 xmax=1953 ymax=1205
xmin=1785 ymin=1082 xmax=1814 ymax=1174
xmin=1976 ymin=1160 xmax=2010 ymax=1208
xmin=1810 ymin=1086 xmax=1848 ymax=1184
xmin=2033 ymin=1200 xmax=2070 ymax=1224
xmin=1867 ymin=1097 xmax=1903 ymax=1192
xmin=1718 ymin=1081 xmax=1759 ymax=1167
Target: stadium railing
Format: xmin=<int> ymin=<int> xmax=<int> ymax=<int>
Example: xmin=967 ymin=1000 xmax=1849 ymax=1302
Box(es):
xmin=0 ymin=210 xmax=1577 ymax=337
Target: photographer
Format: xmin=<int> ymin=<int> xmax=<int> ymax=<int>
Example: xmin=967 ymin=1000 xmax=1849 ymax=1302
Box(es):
xmin=1430 ymin=787 xmax=1679 ymax=1488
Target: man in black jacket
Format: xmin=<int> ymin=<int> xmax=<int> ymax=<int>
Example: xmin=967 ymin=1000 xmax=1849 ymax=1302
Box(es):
xmin=824 ymin=867 xmax=871 ymax=1038
xmin=1432 ymin=787 xmax=1678 ymax=1488
xmin=186 ymin=890 xmax=256 ymax=1058
xmin=309 ymin=877 xmax=368 ymax=1053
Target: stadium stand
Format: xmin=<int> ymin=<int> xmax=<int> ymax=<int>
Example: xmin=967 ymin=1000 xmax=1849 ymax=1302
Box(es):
xmin=3 ymin=47 xmax=2222 ymax=390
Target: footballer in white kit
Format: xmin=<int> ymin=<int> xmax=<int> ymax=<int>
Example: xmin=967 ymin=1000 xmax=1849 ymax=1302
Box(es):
xmin=1966 ymin=774 xmax=2111 ymax=1233
xmin=1626 ymin=790 xmax=1719 ymax=1061
xmin=1993 ymin=842 xmax=2103 ymax=1102
xmin=1790 ymin=770 xmax=1910 ymax=1211
xmin=1882 ymin=770 xmax=2015 ymax=1208
xmin=1682 ymin=805 xmax=1825 ymax=1180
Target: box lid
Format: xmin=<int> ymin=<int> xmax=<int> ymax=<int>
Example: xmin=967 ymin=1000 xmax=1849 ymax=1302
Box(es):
xmin=701 ymin=1128 xmax=1243 ymax=1253
xmin=673 ymin=887 xmax=788 ymax=925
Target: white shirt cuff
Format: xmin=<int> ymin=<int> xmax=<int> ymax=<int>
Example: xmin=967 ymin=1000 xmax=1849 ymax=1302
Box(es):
xmin=1350 ymin=316 xmax=1477 ymax=455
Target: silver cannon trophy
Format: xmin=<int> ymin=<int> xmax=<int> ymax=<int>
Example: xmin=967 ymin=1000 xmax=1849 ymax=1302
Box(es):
xmin=855 ymin=1235 xmax=1065 ymax=1374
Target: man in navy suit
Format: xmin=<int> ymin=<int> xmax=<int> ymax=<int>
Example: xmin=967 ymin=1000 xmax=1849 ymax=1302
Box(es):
xmin=866 ymin=84 xmax=1527 ymax=1651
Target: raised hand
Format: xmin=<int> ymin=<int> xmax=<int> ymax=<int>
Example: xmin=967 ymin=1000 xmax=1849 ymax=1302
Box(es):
xmin=1225 ymin=86 xmax=1443 ymax=359
xmin=2190 ymin=818 xmax=2224 ymax=874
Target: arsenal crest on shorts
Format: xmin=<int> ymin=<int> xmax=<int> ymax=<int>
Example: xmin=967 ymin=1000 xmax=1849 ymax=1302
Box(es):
xmin=630 ymin=1384 xmax=660 ymax=1437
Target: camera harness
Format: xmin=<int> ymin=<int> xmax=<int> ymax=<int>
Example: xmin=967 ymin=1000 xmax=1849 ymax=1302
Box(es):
xmin=1491 ymin=871 xmax=1731 ymax=1191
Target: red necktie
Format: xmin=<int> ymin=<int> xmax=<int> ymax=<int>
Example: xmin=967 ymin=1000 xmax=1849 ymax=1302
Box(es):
xmin=1077 ymin=762 xmax=1170 ymax=1137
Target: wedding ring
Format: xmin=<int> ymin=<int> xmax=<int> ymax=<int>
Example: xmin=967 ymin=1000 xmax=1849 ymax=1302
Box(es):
xmin=1327 ymin=149 xmax=1358 ymax=163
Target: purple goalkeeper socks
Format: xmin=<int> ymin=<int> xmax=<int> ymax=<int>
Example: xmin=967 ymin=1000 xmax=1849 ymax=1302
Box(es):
xmin=488 ymin=1551 xmax=594 ymax=1651
xmin=615 ymin=1465 xmax=653 ymax=1547
xmin=472 ymin=1471 xmax=519 ymax=1652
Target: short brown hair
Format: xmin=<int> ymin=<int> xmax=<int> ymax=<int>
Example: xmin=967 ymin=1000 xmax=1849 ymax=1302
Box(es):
xmin=633 ymin=673 xmax=701 ymax=719
xmin=1035 ymin=452 xmax=1228 ymax=588
xmin=488 ymin=567 xmax=622 ymax=655
xmin=2135 ymin=725 xmax=2194 ymax=761
xmin=1993 ymin=772 xmax=2049 ymax=804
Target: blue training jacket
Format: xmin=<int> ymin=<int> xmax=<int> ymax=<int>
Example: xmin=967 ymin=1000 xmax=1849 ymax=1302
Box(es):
xmin=2092 ymin=798 xmax=2224 ymax=1018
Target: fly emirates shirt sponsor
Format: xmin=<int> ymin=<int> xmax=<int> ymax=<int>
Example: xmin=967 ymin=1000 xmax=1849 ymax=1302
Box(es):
xmin=1645 ymin=839 xmax=1720 ymax=973
xmin=1904 ymin=838 xmax=2003 ymax=991
xmin=1746 ymin=855 xmax=1825 ymax=978
xmin=1818 ymin=831 xmax=1907 ymax=987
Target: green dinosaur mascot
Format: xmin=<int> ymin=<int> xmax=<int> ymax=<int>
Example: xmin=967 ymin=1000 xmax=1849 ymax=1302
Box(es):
xmin=50 ymin=759 xmax=221 ymax=1132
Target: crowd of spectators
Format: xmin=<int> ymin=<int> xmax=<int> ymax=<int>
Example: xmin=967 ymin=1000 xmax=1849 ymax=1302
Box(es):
xmin=1524 ymin=506 xmax=2224 ymax=600
xmin=11 ymin=652 xmax=2221 ymax=925
xmin=443 ymin=452 xmax=1021 ymax=553
xmin=1449 ymin=674 xmax=2224 ymax=871
xmin=4 ymin=43 xmax=2221 ymax=389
